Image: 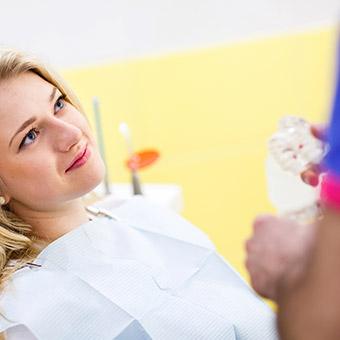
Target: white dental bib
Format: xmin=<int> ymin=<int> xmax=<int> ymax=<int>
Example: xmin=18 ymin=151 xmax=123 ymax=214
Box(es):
xmin=0 ymin=196 xmax=277 ymax=340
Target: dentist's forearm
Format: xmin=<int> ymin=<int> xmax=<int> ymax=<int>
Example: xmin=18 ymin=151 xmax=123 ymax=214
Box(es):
xmin=277 ymin=207 xmax=340 ymax=340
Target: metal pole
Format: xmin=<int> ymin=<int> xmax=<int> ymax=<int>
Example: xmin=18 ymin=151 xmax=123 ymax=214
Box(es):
xmin=93 ymin=97 xmax=111 ymax=196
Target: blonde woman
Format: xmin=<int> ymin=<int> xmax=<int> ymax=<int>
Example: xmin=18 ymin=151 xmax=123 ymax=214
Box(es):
xmin=0 ymin=49 xmax=277 ymax=340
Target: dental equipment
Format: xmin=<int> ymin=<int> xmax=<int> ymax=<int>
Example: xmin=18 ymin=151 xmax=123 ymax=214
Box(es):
xmin=119 ymin=122 xmax=143 ymax=195
xmin=126 ymin=149 xmax=160 ymax=171
xmin=93 ymin=97 xmax=111 ymax=196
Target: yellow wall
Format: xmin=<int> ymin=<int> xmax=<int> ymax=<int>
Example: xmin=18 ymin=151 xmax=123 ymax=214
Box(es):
xmin=62 ymin=27 xmax=338 ymax=279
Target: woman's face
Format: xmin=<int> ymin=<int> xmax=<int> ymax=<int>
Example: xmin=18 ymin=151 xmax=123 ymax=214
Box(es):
xmin=0 ymin=72 xmax=105 ymax=211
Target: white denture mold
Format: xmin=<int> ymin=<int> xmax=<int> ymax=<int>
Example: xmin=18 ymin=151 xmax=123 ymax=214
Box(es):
xmin=268 ymin=116 xmax=324 ymax=175
xmin=266 ymin=116 xmax=325 ymax=223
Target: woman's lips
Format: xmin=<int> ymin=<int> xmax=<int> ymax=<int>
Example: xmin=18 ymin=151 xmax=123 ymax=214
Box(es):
xmin=65 ymin=146 xmax=91 ymax=172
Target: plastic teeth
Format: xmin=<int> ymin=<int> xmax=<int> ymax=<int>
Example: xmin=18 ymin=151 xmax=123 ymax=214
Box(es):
xmin=268 ymin=116 xmax=325 ymax=175
xmin=278 ymin=116 xmax=309 ymax=130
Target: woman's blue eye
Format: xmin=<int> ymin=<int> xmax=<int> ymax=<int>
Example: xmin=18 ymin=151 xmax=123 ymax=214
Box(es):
xmin=54 ymin=96 xmax=65 ymax=113
xmin=19 ymin=128 xmax=39 ymax=149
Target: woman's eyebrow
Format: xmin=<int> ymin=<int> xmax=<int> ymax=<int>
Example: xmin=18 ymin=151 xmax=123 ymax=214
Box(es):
xmin=49 ymin=87 xmax=57 ymax=102
xmin=9 ymin=116 xmax=37 ymax=148
xmin=8 ymin=87 xmax=57 ymax=148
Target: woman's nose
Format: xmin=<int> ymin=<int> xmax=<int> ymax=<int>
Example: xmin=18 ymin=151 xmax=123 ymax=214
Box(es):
xmin=51 ymin=119 xmax=82 ymax=152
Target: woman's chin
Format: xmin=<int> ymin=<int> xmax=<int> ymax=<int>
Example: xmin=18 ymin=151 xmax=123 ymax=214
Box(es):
xmin=83 ymin=162 xmax=106 ymax=194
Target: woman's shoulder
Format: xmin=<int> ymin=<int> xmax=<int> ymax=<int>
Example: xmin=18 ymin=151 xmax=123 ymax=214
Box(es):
xmin=2 ymin=266 xmax=75 ymax=299
xmin=0 ymin=265 xmax=150 ymax=339
xmin=0 ymin=267 xmax=66 ymax=334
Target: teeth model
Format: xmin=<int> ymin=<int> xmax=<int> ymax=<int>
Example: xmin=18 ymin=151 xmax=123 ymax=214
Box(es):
xmin=268 ymin=116 xmax=325 ymax=175
xmin=266 ymin=116 xmax=326 ymax=223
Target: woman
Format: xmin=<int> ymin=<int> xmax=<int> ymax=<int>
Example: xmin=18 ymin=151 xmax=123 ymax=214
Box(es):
xmin=0 ymin=49 xmax=277 ymax=339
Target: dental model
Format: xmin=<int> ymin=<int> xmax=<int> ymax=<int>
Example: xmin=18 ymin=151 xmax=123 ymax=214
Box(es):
xmin=266 ymin=116 xmax=325 ymax=223
xmin=268 ymin=116 xmax=324 ymax=174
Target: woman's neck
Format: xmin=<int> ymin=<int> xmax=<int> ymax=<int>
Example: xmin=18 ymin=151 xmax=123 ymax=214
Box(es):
xmin=9 ymin=198 xmax=90 ymax=243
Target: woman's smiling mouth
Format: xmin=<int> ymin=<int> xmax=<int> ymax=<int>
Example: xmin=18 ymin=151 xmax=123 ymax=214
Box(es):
xmin=65 ymin=145 xmax=91 ymax=173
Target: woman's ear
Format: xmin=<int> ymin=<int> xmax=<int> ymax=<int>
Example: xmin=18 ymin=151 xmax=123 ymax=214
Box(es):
xmin=0 ymin=177 xmax=10 ymax=205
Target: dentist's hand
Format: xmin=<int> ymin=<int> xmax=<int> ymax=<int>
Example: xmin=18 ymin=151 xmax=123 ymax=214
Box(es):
xmin=245 ymin=215 xmax=317 ymax=301
xmin=300 ymin=125 xmax=327 ymax=187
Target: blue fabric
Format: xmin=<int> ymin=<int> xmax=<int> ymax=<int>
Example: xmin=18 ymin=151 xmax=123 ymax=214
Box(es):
xmin=325 ymin=37 xmax=340 ymax=175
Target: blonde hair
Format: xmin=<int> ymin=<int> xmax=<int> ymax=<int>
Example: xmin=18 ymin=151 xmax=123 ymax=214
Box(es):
xmin=0 ymin=49 xmax=85 ymax=291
